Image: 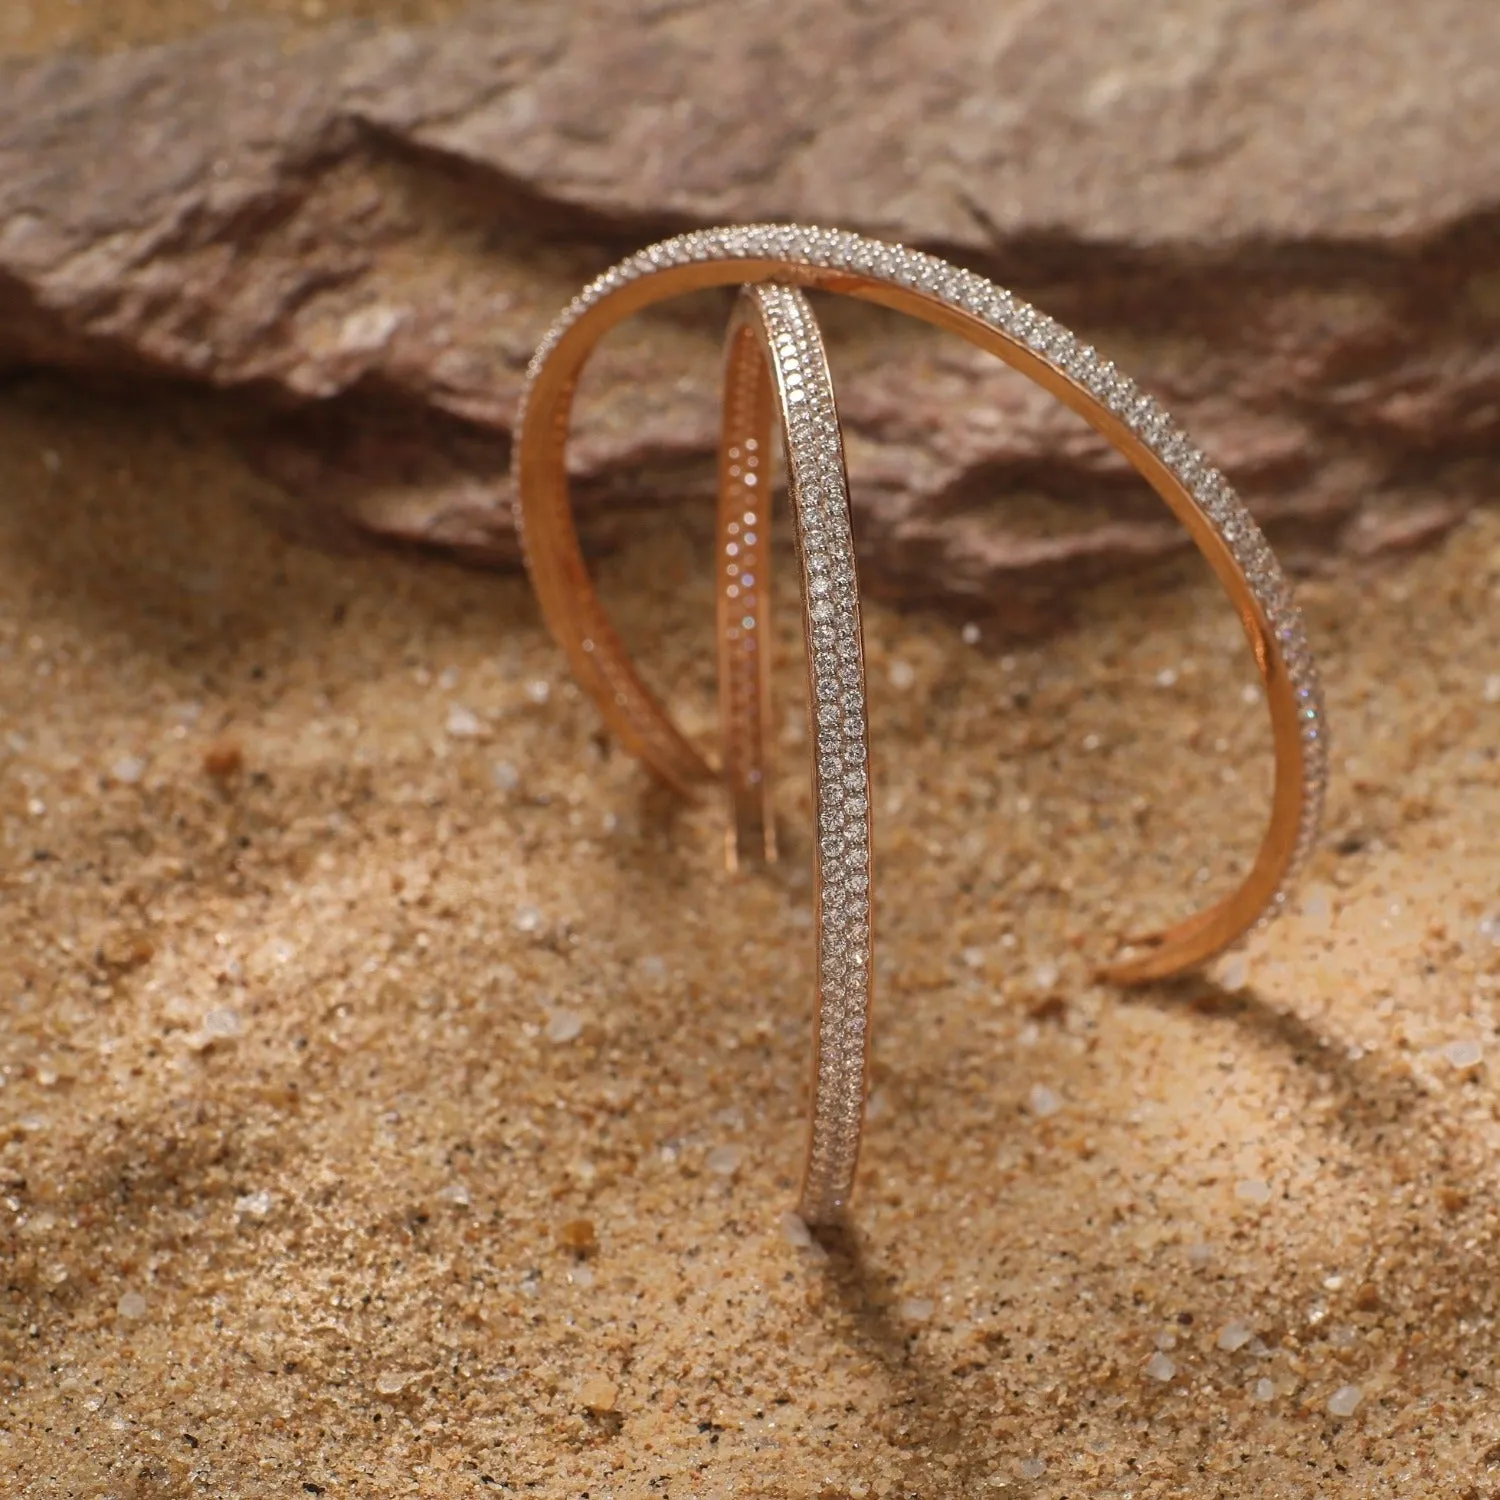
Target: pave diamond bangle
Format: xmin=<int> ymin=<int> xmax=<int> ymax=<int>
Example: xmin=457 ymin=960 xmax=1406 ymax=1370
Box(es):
xmin=719 ymin=285 xmax=873 ymax=1224
xmin=514 ymin=224 xmax=1326 ymax=987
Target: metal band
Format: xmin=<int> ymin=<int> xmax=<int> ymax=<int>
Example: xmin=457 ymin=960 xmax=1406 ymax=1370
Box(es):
xmin=718 ymin=285 xmax=873 ymax=1224
xmin=716 ymin=305 xmax=778 ymax=872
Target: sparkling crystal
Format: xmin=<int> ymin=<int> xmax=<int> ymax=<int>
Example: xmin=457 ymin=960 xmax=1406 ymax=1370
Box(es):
xmin=1217 ymin=1319 xmax=1253 ymax=1352
xmin=445 ymin=704 xmax=484 ymax=738
xmin=1028 ymin=1084 xmax=1062 ymax=1118
xmin=780 ymin=1210 xmax=814 ymax=1248
xmin=1442 ymin=1038 xmax=1483 ymax=1069
xmin=546 ymin=1008 xmax=584 ymax=1044
xmin=110 ymin=754 xmax=146 ymax=785
xmin=707 ymin=1144 xmax=743 ymax=1176
xmin=202 ymin=1006 xmax=242 ymax=1040
xmin=234 ymin=1189 xmax=274 ymax=1219
xmin=1327 ymin=1384 xmax=1362 ymax=1418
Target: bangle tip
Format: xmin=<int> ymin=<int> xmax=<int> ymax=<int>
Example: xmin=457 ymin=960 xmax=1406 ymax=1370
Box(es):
xmin=1099 ymin=929 xmax=1180 ymax=986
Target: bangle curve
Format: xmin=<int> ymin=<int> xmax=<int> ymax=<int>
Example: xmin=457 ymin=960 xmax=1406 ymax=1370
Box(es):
xmin=718 ymin=284 xmax=873 ymax=1223
xmin=513 ymin=224 xmax=1327 ymax=984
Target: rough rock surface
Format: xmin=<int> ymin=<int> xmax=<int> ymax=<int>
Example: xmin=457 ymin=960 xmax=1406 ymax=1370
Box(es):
xmin=3 ymin=0 xmax=1499 ymax=616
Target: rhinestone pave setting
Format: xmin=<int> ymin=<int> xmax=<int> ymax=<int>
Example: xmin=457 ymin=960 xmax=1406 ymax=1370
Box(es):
xmin=518 ymin=224 xmax=1327 ymax=907
xmin=743 ymin=285 xmax=872 ymax=1223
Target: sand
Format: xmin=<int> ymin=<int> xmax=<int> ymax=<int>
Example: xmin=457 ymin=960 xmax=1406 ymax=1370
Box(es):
xmin=3 ymin=365 xmax=1499 ymax=1499
xmin=5 ymin=7 xmax=1500 ymax=1498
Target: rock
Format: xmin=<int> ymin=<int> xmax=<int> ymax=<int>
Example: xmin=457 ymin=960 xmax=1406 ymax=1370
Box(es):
xmin=2 ymin=2 xmax=1498 ymax=616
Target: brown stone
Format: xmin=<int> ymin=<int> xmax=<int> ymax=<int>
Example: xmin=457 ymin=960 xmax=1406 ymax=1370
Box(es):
xmin=202 ymin=741 xmax=245 ymax=781
xmin=557 ymin=1217 xmax=597 ymax=1254
xmin=2 ymin=1 xmax=1498 ymax=616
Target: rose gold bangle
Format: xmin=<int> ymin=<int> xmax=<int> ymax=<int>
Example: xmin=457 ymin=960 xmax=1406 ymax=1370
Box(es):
xmin=514 ymin=226 xmax=1326 ymax=992
xmin=715 ymin=292 xmax=778 ymax=873
xmin=716 ymin=284 xmax=873 ymax=1224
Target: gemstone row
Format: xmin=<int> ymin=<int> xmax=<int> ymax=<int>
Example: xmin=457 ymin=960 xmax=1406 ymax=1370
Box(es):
xmin=748 ymin=285 xmax=872 ymax=1222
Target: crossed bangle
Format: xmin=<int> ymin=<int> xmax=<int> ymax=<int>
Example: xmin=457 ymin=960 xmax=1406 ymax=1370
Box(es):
xmin=513 ymin=225 xmax=1327 ymax=1223
xmin=716 ymin=284 xmax=873 ymax=1223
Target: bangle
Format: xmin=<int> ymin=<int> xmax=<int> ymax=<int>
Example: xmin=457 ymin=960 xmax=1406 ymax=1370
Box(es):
xmin=716 ymin=283 xmax=873 ymax=1224
xmin=514 ymin=225 xmax=1325 ymax=984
